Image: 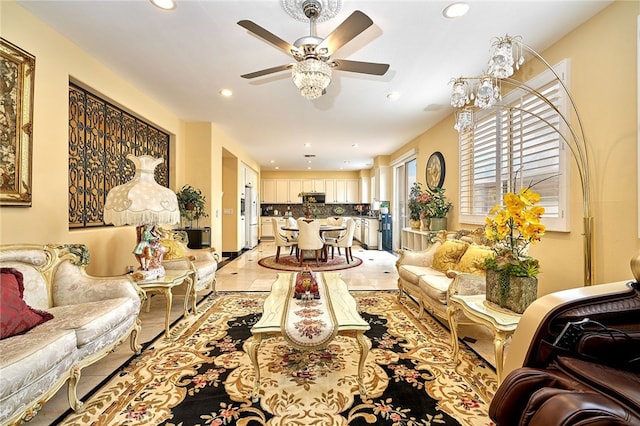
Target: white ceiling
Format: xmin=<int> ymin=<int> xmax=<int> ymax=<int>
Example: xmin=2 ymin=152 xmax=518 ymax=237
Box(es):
xmin=17 ymin=0 xmax=611 ymax=172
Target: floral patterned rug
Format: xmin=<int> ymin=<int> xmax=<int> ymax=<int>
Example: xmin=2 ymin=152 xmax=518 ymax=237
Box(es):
xmin=57 ymin=291 xmax=496 ymax=425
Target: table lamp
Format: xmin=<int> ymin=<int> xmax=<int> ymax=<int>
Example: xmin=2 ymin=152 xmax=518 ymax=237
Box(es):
xmin=104 ymin=154 xmax=180 ymax=280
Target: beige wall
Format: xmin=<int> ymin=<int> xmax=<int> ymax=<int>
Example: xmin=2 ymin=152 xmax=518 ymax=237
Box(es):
xmin=389 ymin=0 xmax=640 ymax=295
xmin=0 ymin=1 xmax=252 ymax=272
xmin=262 ymin=171 xmax=361 ymax=179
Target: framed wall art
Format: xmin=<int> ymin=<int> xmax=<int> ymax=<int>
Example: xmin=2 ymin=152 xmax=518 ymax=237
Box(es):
xmin=0 ymin=38 xmax=35 ymax=206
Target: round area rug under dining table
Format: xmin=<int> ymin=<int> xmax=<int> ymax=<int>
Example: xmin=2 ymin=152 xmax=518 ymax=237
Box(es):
xmin=258 ymin=254 xmax=363 ymax=272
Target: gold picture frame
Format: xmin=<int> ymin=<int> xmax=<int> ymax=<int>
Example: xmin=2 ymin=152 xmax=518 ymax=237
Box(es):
xmin=0 ymin=38 xmax=35 ymax=206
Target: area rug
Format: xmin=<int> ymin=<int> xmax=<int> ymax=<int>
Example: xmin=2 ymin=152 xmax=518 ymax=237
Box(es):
xmin=258 ymin=254 xmax=363 ymax=272
xmin=57 ymin=291 xmax=496 ymax=425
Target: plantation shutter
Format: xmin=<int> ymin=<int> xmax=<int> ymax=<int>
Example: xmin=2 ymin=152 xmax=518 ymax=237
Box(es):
xmin=459 ymin=60 xmax=570 ymax=231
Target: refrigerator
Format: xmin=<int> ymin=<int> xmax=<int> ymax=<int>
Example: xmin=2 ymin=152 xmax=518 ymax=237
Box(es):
xmin=381 ymin=213 xmax=392 ymax=253
xmin=245 ymin=185 xmax=259 ymax=249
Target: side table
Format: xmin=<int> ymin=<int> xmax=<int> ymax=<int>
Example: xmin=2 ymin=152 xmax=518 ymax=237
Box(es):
xmin=447 ymin=294 xmax=521 ymax=383
xmin=132 ymin=269 xmax=194 ymax=338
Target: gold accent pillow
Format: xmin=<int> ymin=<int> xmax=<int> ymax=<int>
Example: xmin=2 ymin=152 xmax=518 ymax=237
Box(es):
xmin=432 ymin=240 xmax=469 ymax=272
xmin=160 ymin=239 xmax=186 ymax=260
xmin=457 ymin=244 xmax=495 ymax=275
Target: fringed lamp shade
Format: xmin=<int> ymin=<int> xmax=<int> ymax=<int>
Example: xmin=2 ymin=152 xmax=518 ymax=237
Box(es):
xmin=104 ymin=155 xmax=180 ymax=227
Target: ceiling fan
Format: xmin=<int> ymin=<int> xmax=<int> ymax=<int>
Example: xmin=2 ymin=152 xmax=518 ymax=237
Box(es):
xmin=238 ymin=0 xmax=389 ymax=99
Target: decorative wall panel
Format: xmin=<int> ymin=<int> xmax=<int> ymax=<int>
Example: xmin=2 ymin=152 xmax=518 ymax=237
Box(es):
xmin=68 ymin=83 xmax=170 ymax=228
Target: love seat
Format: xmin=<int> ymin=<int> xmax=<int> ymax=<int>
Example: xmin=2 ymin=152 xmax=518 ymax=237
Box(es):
xmin=0 ymin=244 xmax=143 ymax=425
xmin=158 ymin=228 xmax=219 ymax=312
xmin=396 ymin=229 xmax=494 ymax=323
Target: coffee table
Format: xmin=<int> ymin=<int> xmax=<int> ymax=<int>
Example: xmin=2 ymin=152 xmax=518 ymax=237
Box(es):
xmin=132 ymin=269 xmax=194 ymax=338
xmin=447 ymin=293 xmax=521 ymax=383
xmin=247 ymin=272 xmax=371 ymax=402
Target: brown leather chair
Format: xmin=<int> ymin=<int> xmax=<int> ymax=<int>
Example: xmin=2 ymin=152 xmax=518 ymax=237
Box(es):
xmin=489 ymin=271 xmax=640 ymax=426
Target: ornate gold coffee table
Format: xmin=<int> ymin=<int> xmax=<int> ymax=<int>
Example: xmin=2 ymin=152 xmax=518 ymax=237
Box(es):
xmin=247 ymin=272 xmax=371 ymax=402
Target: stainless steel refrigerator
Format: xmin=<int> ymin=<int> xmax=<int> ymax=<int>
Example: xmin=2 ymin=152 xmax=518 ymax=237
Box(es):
xmin=245 ymin=185 xmax=259 ymax=248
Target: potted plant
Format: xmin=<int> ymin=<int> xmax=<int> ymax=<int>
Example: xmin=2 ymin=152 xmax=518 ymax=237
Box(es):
xmin=408 ymin=183 xmax=423 ymax=229
xmin=176 ymin=184 xmax=208 ymax=228
xmin=484 ymin=187 xmax=546 ymax=313
xmin=425 ymin=187 xmax=453 ymax=231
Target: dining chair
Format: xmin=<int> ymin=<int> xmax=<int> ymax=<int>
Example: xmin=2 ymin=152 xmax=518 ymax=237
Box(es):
xmin=324 ymin=216 xmax=346 ymax=255
xmin=296 ymin=218 xmax=325 ymax=266
xmin=272 ymin=218 xmax=297 ymax=263
xmin=325 ymin=217 xmax=356 ymax=263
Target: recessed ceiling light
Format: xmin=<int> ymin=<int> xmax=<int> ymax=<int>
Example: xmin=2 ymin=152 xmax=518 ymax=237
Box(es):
xmin=269 ymin=160 xmax=275 ymax=163
xmin=307 ymin=166 xmax=312 ymax=170
xmin=275 ymin=166 xmax=280 ymax=170
xmin=150 ymin=0 xmax=176 ymax=10
xmin=219 ymin=88 xmax=233 ymax=97
xmin=352 ymin=144 xmax=359 ymax=148
xmin=443 ymin=2 xmax=469 ymax=18
xmin=304 ymin=143 xmax=311 ymax=148
xmin=386 ymin=91 xmax=400 ymax=101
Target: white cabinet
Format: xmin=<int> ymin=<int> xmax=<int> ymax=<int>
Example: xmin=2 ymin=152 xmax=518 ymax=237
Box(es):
xmin=302 ymin=179 xmax=325 ymax=193
xmin=261 ymin=179 xmax=276 ymax=203
xmin=373 ymin=166 xmax=390 ymax=201
xmin=360 ymin=177 xmax=369 ymax=203
xmin=324 ymin=179 xmax=360 ymax=203
xmin=354 ymin=218 xmax=362 ymax=242
xmin=288 ymin=180 xmax=302 ymax=203
xmin=362 ymin=218 xmax=379 ymax=249
xmin=260 ymin=217 xmax=273 ymax=239
xmin=275 ymin=180 xmax=289 ymax=203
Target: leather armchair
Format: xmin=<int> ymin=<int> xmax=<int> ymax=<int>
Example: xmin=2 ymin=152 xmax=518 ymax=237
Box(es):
xmin=489 ymin=275 xmax=640 ymax=426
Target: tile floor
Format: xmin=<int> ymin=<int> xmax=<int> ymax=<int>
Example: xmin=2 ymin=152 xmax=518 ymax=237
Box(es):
xmin=25 ymin=241 xmax=495 ymax=425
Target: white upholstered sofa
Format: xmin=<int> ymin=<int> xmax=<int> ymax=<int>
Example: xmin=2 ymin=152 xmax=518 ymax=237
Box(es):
xmin=396 ymin=229 xmax=494 ymax=323
xmin=0 ymin=244 xmax=143 ymax=425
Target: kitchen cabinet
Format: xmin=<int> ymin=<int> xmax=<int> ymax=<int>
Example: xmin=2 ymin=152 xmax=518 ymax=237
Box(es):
xmin=360 ymin=176 xmax=370 ymax=203
xmin=288 ymin=180 xmax=302 ymax=203
xmin=361 ymin=218 xmax=379 ymax=250
xmin=354 ymin=218 xmax=362 ymax=242
xmin=302 ymin=179 xmax=325 ymax=193
xmin=324 ymin=179 xmax=360 ymax=203
xmin=261 ymin=179 xmax=276 ymax=203
xmin=373 ymin=166 xmax=390 ymax=202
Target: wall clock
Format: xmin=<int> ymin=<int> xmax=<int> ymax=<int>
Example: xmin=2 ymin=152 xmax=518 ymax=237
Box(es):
xmin=426 ymin=151 xmax=445 ymax=190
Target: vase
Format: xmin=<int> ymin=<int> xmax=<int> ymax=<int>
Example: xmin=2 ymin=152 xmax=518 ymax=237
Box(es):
xmin=409 ymin=219 xmax=421 ymax=230
xmin=430 ymin=217 xmax=447 ymax=231
xmin=486 ymin=269 xmax=537 ymax=314
xmin=421 ymin=218 xmax=430 ymax=231
xmin=304 ymin=206 xmax=313 ymax=219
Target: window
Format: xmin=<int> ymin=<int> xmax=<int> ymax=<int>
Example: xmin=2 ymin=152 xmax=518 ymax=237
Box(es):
xmin=459 ymin=60 xmax=570 ymax=231
xmin=68 ymin=83 xmax=170 ymax=228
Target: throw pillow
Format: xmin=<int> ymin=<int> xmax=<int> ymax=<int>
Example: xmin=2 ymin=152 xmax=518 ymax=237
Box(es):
xmin=160 ymin=239 xmax=186 ymax=260
xmin=432 ymin=240 xmax=469 ymax=272
xmin=1 ymin=267 xmax=54 ymax=339
xmin=457 ymin=244 xmax=495 ymax=275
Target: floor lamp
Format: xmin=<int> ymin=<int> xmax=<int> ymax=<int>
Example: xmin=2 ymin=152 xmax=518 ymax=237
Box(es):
xmin=104 ymin=154 xmax=180 ymax=280
xmin=450 ymin=34 xmax=593 ymax=286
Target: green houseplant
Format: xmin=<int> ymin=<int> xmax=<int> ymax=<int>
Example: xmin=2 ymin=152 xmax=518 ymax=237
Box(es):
xmin=408 ymin=183 xmax=423 ymax=229
xmin=176 ymin=185 xmax=208 ymax=228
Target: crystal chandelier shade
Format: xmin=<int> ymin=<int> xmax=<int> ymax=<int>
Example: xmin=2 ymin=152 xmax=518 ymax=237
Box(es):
xmin=474 ymin=76 xmax=500 ymax=109
xmin=292 ymin=58 xmax=332 ymax=100
xmin=454 ymin=108 xmax=474 ymax=133
xmin=488 ymin=35 xmax=525 ymax=79
xmin=450 ymin=79 xmax=470 ymax=108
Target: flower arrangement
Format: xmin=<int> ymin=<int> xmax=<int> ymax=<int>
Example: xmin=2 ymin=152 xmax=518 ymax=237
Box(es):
xmin=484 ymin=187 xmax=546 ymax=277
xmin=408 ymin=183 xmax=453 ymax=220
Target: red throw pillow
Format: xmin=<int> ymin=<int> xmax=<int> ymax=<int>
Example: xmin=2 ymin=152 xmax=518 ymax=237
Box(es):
xmin=0 ymin=267 xmax=53 ymax=339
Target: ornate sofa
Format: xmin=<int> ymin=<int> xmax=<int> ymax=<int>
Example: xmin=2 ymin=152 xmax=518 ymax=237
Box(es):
xmin=159 ymin=228 xmax=219 ymax=312
xmin=395 ymin=229 xmax=494 ymax=323
xmin=0 ymin=244 xmax=143 ymax=425
xmin=489 ymin=269 xmax=640 ymax=426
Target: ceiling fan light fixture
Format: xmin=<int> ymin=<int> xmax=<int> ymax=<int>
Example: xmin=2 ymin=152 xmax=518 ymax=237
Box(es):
xmin=282 ymin=0 xmax=342 ymax=23
xmin=292 ymin=58 xmax=332 ymax=100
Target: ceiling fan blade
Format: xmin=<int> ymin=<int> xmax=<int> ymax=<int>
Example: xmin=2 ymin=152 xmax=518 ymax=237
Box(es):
xmin=317 ymin=10 xmax=373 ymax=55
xmin=331 ymin=59 xmax=389 ymax=76
xmin=238 ymin=20 xmax=298 ymax=56
xmin=241 ymin=64 xmax=293 ymax=79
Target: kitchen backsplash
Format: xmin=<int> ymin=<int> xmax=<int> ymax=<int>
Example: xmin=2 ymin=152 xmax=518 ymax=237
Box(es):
xmin=261 ymin=204 xmax=371 ymax=218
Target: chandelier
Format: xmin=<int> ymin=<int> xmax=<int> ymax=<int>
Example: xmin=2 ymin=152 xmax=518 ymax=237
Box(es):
xmin=292 ymin=58 xmax=332 ymax=100
xmin=449 ymin=34 xmax=594 ymax=286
